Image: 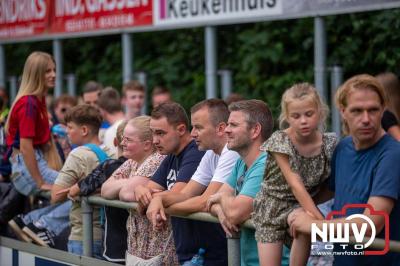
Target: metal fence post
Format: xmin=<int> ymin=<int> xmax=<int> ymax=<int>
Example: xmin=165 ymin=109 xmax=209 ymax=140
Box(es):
xmin=330 ymin=65 xmax=343 ymax=137
xmin=227 ymin=232 xmax=240 ymax=266
xmin=135 ymin=71 xmax=148 ymax=115
xmin=0 ymin=45 xmax=5 ymax=88
xmin=65 ymin=74 xmax=76 ymax=97
xmin=53 ymin=39 xmax=63 ymax=97
xmin=314 ymin=16 xmax=327 ymax=101
xmin=81 ymin=197 xmax=93 ymax=257
xmin=122 ymin=33 xmax=133 ymax=83
xmin=205 ymin=26 xmax=217 ymax=99
xmin=219 ymin=69 xmax=233 ymax=100
xmin=9 ymin=76 xmax=17 ymax=102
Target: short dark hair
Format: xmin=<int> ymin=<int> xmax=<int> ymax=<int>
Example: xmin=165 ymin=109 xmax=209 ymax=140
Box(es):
xmin=64 ymin=104 xmax=103 ymax=135
xmin=229 ymin=100 xmax=273 ymax=141
xmin=98 ymin=87 xmax=123 ymax=113
xmin=123 ymin=80 xmax=145 ymax=95
xmin=54 ymin=94 xmax=78 ymax=108
xmin=152 ymin=85 xmax=170 ymax=96
xmin=225 ymin=93 xmax=245 ymax=105
xmin=151 ymin=102 xmax=189 ymax=129
xmin=83 ymin=81 xmax=103 ymax=94
xmin=191 ymin=98 xmax=229 ymax=126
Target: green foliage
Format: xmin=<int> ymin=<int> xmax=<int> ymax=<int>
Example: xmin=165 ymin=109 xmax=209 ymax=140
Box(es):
xmin=4 ymin=9 xmax=400 ymax=118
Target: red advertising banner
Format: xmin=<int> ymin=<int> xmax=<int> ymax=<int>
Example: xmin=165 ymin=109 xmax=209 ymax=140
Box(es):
xmin=50 ymin=0 xmax=153 ymax=33
xmin=0 ymin=0 xmax=51 ymax=39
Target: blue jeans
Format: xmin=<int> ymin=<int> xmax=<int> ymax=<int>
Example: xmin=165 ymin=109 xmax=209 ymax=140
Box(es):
xmin=22 ymin=200 xmax=72 ymax=236
xmin=68 ymin=240 xmax=103 ymax=259
xmin=11 ymin=149 xmax=59 ymax=196
xmin=11 ymin=148 xmax=69 ymax=236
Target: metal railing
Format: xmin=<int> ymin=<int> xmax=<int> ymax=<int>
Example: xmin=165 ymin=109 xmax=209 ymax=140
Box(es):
xmin=82 ymin=196 xmax=400 ymax=266
xmin=3 ymin=193 xmax=400 ymax=266
xmin=83 ymin=195 xmax=244 ymax=266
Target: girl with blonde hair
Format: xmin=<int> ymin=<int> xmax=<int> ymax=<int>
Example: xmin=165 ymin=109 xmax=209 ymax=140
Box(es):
xmin=253 ymin=83 xmax=337 ymax=266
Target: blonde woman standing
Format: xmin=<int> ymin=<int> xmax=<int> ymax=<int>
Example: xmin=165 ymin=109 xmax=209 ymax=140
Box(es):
xmin=7 ymin=52 xmax=69 ymax=248
xmin=6 ymin=51 xmax=62 ymax=194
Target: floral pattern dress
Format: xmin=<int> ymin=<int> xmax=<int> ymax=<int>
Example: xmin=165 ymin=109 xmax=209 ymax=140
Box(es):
xmin=252 ymin=130 xmax=337 ymax=245
xmin=110 ymin=152 xmax=179 ymax=265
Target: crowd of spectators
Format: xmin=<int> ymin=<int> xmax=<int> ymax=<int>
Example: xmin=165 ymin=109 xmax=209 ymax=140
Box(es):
xmin=1 ymin=51 xmax=400 ymax=266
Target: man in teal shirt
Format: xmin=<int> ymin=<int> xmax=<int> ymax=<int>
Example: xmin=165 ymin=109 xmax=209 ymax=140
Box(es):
xmin=207 ymin=100 xmax=273 ymax=266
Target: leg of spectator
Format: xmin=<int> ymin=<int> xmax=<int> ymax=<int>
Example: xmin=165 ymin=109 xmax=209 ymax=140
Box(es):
xmin=11 ymin=154 xmax=37 ymax=196
xmin=22 ymin=204 xmax=61 ymax=225
xmin=93 ymin=240 xmax=103 ymax=260
xmin=11 ymin=150 xmax=59 ymax=195
xmin=67 ymin=239 xmax=102 ymax=259
xmin=34 ymin=200 xmax=72 ymax=235
xmin=290 ymin=233 xmax=311 ymax=266
xmin=257 ymin=242 xmax=283 ymax=266
xmin=68 ymin=240 xmax=83 ymax=255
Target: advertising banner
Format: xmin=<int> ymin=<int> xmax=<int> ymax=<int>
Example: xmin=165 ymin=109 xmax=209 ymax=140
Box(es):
xmin=0 ymin=0 xmax=50 ymax=39
xmin=154 ymin=0 xmax=400 ymax=26
xmin=1 ymin=0 xmax=400 ymax=41
xmin=154 ymin=0 xmax=283 ymax=26
xmin=51 ymin=0 xmax=153 ymax=33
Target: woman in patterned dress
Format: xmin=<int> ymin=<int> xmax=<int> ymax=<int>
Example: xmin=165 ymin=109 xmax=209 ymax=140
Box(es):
xmin=101 ymin=116 xmax=178 ymax=265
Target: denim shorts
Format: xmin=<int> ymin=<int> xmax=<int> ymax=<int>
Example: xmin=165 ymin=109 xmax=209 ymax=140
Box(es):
xmin=10 ymin=149 xmax=59 ymax=196
xmin=68 ymin=240 xmax=103 ymax=259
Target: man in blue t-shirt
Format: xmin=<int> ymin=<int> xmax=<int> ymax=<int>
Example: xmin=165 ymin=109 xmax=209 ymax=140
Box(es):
xmin=207 ymin=100 xmax=274 ymax=266
xmin=290 ymin=74 xmax=400 ymax=265
xmin=134 ymin=102 xmax=226 ymax=265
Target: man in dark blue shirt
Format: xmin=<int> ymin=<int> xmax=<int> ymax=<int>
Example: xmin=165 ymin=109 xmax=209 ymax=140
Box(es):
xmin=134 ymin=102 xmax=227 ymax=265
xmin=291 ymin=74 xmax=400 ymax=266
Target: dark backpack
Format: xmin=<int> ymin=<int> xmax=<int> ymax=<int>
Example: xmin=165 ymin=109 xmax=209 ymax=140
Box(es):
xmin=0 ymin=182 xmax=27 ymax=225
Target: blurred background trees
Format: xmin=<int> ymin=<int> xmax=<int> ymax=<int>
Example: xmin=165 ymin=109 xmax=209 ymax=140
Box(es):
xmin=4 ymin=9 xmax=400 ymax=118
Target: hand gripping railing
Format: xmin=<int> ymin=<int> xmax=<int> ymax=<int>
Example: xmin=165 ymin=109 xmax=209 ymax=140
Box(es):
xmin=82 ymin=195 xmax=246 ymax=266
xmin=82 ymin=196 xmax=400 ymax=266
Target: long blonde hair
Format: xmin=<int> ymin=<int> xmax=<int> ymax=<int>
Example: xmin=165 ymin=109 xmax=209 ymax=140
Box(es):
xmin=5 ymin=51 xmax=55 ymax=133
xmin=279 ymin=82 xmax=329 ymax=131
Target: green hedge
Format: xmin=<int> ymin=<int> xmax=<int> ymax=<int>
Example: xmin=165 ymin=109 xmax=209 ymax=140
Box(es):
xmin=4 ymin=9 xmax=400 ymax=121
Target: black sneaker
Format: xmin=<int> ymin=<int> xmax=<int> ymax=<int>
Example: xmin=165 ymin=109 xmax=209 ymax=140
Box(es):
xmin=23 ymin=223 xmax=55 ymax=248
xmin=8 ymin=215 xmax=32 ymax=243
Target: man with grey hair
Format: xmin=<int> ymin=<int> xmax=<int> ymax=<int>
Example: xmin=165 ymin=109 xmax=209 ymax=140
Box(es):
xmin=207 ymin=99 xmax=273 ymax=266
